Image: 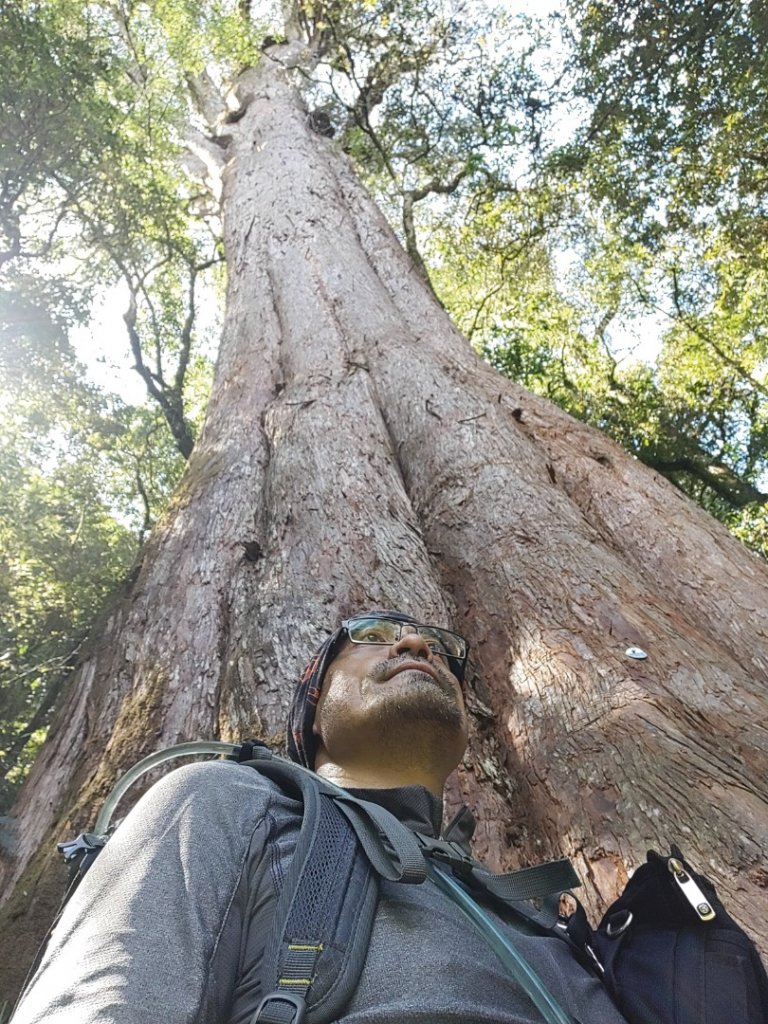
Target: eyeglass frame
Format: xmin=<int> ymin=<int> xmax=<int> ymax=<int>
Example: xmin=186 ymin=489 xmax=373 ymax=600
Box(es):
xmin=340 ymin=615 xmax=470 ymax=669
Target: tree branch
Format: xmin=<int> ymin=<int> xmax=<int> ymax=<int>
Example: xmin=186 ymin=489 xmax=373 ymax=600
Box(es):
xmin=645 ymin=450 xmax=767 ymax=508
xmin=104 ymin=0 xmax=148 ymax=87
xmin=402 ymin=168 xmax=469 ymax=298
xmin=134 ymin=463 xmax=153 ymax=543
xmin=629 ymin=271 xmax=768 ymax=399
xmin=123 ymin=288 xmax=195 ymax=459
xmin=186 ymin=70 xmax=228 ymax=128
xmin=173 ymin=265 xmax=199 ymax=394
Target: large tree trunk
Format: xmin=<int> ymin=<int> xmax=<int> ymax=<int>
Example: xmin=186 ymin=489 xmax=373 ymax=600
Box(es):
xmin=2 ymin=53 xmax=768 ymax=1003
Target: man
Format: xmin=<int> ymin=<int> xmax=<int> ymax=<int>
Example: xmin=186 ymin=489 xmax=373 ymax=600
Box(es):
xmin=10 ymin=610 xmax=635 ymax=1022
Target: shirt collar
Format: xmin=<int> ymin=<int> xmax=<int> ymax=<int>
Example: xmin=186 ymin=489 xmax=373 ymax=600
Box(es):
xmin=345 ymin=784 xmax=444 ymax=837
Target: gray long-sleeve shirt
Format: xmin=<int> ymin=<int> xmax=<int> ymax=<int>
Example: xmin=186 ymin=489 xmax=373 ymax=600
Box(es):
xmin=13 ymin=760 xmax=628 ymax=1023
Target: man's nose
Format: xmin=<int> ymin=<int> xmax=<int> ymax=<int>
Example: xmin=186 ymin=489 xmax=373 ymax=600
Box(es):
xmin=389 ymin=625 xmax=431 ymax=660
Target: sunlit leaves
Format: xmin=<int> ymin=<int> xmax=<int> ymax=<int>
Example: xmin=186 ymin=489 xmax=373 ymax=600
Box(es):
xmin=502 ymin=0 xmax=768 ymax=542
xmin=317 ymin=3 xmax=540 ymax=221
xmin=0 ymin=272 xmax=189 ymax=809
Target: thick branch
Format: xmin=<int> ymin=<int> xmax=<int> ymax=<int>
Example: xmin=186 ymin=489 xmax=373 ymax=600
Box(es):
xmin=173 ymin=264 xmax=204 ymax=394
xmin=186 ymin=70 xmax=228 ymax=128
xmin=401 ymin=192 xmax=437 ymax=295
xmin=646 ymin=450 xmax=767 ymax=508
xmin=402 ymin=168 xmax=468 ymax=298
xmin=134 ymin=464 xmax=152 ymax=543
xmin=123 ymin=290 xmax=195 ymax=460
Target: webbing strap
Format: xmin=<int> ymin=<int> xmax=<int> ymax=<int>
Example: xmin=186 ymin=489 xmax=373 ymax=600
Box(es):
xmin=278 ymin=942 xmax=324 ymax=988
xmin=474 ymin=858 xmax=581 ymax=903
xmin=505 ymin=893 xmax=563 ymax=931
xmin=412 ymin=833 xmax=579 ymax=905
xmin=334 ymin=795 xmax=426 ymax=884
xmin=253 ymin=942 xmax=323 ymax=1023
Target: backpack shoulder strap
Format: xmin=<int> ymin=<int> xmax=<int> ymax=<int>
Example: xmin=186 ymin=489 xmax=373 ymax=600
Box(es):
xmin=239 ymin=747 xmax=385 ymax=1024
xmin=243 ymin=747 xmax=591 ymax=1024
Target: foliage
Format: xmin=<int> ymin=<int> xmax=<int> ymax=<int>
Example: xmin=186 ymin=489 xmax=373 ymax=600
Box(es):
xmin=0 ymin=0 xmax=243 ymax=806
xmin=0 ymin=444 xmax=133 ymax=811
xmin=3 ymin=0 xmax=768 ymax=806
xmin=542 ymin=0 xmax=768 ymax=537
xmin=0 ymin=0 xmax=225 ymax=458
xmin=306 ymin=2 xmax=548 ymax=282
xmin=0 ymin=278 xmax=187 ymax=811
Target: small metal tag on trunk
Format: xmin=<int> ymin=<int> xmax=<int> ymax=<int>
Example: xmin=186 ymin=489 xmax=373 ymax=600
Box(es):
xmin=625 ymin=647 xmax=648 ymax=660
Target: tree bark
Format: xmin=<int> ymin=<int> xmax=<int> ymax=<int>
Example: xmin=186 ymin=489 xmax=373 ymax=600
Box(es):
xmin=2 ymin=51 xmax=768 ymax=1003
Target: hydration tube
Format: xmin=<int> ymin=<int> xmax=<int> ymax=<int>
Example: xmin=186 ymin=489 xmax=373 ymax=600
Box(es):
xmin=425 ymin=860 xmax=575 ymax=1024
xmin=94 ymin=745 xmax=573 ymax=1024
xmin=94 ymin=740 xmax=238 ymax=835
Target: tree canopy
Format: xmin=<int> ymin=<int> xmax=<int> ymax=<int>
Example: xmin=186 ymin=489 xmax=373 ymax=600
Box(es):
xmin=1 ymin=0 xmax=767 ymax=808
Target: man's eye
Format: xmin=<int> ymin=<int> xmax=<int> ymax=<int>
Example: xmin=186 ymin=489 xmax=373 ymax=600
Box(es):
xmin=361 ymin=630 xmax=388 ymax=642
xmin=421 ymin=634 xmax=447 ymax=654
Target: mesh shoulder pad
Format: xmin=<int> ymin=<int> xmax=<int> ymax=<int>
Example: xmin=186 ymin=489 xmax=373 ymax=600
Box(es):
xmin=243 ymin=758 xmax=378 ymax=1024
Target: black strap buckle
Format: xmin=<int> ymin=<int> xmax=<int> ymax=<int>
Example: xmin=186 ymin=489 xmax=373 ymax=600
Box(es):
xmin=416 ymin=834 xmax=475 ymax=876
xmin=252 ymin=991 xmax=307 ymax=1024
xmin=233 ymin=739 xmax=273 ymax=763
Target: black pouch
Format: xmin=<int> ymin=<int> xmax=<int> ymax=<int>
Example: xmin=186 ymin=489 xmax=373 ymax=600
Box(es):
xmin=592 ymin=845 xmax=768 ymax=1024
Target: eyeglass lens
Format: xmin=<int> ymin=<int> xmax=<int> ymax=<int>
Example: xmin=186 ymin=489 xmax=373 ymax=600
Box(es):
xmin=345 ymin=617 xmax=465 ymax=658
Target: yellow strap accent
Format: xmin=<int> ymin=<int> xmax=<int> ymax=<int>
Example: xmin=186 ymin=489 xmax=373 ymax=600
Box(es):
xmin=287 ymin=943 xmax=323 ymax=952
xmin=278 ymin=978 xmax=313 ymax=986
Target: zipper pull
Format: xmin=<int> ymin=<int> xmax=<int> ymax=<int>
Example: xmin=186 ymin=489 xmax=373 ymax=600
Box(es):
xmin=668 ymin=857 xmax=716 ymax=922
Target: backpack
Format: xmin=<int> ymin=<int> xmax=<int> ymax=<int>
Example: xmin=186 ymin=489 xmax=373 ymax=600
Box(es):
xmin=233 ymin=741 xmax=585 ymax=1024
xmin=592 ymin=845 xmax=768 ymax=1024
xmin=57 ymin=740 xmax=768 ymax=1024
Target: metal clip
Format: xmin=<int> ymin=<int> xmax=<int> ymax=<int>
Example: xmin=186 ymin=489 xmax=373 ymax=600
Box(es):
xmin=57 ymin=832 xmax=107 ymax=862
xmin=668 ymin=857 xmax=716 ymax=922
xmin=606 ymin=910 xmax=633 ymax=937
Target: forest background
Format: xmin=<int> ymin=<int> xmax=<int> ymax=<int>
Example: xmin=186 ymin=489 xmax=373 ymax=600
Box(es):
xmin=1 ymin=2 xmax=768 ymax=993
xmin=4 ymin=0 xmax=767 ymax=817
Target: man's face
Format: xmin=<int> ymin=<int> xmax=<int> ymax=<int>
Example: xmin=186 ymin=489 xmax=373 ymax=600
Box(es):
xmin=311 ymin=621 xmax=469 ymax=779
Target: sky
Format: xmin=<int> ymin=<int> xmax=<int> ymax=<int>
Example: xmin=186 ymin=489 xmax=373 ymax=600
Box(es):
xmin=71 ymin=281 xmax=147 ymax=405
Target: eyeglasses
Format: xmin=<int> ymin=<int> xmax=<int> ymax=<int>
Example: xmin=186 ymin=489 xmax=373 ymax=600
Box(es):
xmin=341 ymin=615 xmax=469 ymax=664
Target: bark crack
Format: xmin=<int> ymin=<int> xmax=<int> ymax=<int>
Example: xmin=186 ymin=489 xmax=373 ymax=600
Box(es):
xmin=263 ymin=255 xmax=288 ymax=406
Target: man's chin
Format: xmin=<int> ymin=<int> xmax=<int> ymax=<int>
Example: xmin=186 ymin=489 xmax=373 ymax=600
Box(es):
xmin=371 ymin=674 xmax=464 ymax=729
